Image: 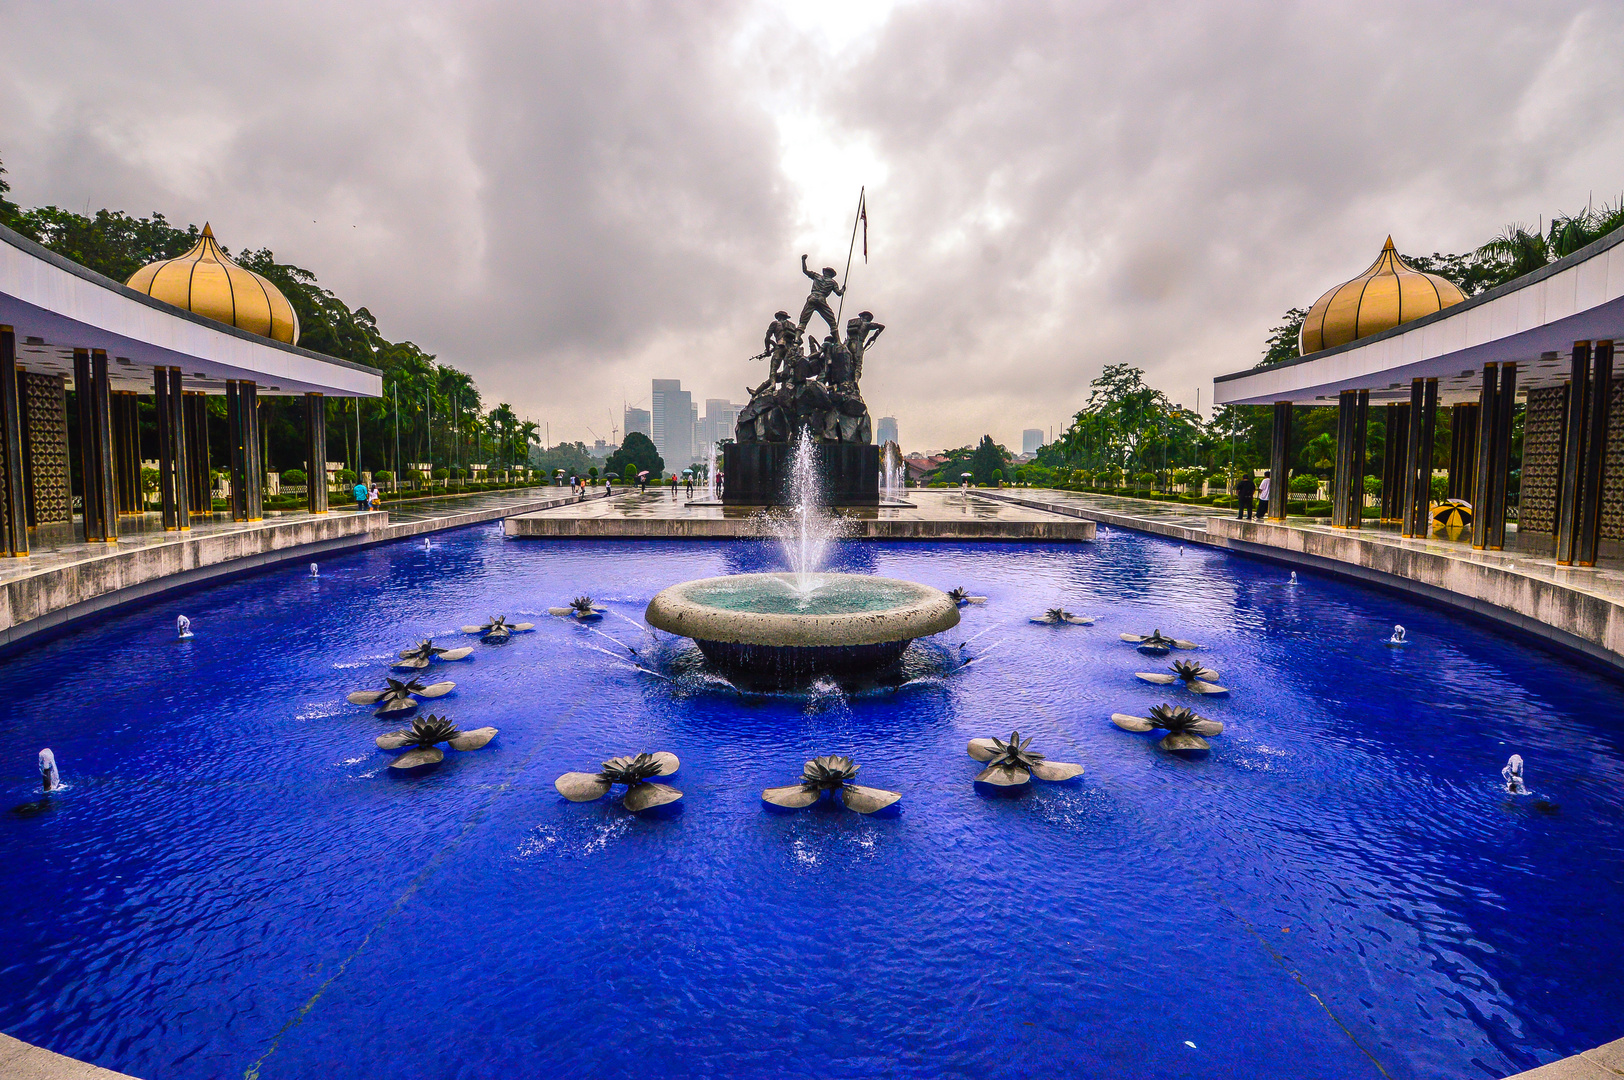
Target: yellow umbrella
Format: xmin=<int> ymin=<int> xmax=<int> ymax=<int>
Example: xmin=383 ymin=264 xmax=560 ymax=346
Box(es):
xmin=1430 ymin=499 xmax=1472 ymax=529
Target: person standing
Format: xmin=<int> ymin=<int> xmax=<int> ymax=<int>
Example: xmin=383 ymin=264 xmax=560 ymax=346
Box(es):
xmin=1257 ymin=471 xmax=1272 ymax=517
xmin=1235 ymin=473 xmax=1256 ymax=520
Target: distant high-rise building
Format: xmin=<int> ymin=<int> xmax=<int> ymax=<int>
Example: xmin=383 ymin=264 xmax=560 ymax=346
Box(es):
xmin=701 ymin=398 xmax=741 ymax=448
xmin=876 ymin=416 xmax=899 ymax=447
xmin=1022 ymin=428 xmax=1044 ymax=455
xmin=651 ymin=379 xmax=694 ymax=470
xmin=624 ymin=406 xmax=651 ymax=440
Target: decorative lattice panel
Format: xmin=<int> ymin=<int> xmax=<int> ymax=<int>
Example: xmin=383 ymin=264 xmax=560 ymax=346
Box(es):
xmin=1519 ymin=385 xmax=1567 ymax=534
xmin=24 ymin=373 xmax=71 ymax=524
xmin=1601 ymin=380 xmax=1624 ymax=541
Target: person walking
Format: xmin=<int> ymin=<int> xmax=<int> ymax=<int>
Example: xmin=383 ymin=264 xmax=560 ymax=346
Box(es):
xmin=1235 ymin=473 xmax=1256 ymax=520
xmin=1257 ymin=471 xmax=1272 ymax=518
xmin=368 ymin=482 xmax=381 ymax=511
xmin=352 ymin=479 xmax=368 ymax=512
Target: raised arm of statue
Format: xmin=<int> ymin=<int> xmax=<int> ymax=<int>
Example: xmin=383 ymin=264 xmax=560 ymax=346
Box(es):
xmin=801 ymin=254 xmax=819 ymax=281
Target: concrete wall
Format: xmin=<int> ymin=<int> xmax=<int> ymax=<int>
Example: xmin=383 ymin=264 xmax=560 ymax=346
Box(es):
xmin=1206 ymin=517 xmax=1624 ymax=672
xmin=0 ymin=512 xmax=386 ymax=648
xmin=505 ymin=514 xmax=1094 ymax=542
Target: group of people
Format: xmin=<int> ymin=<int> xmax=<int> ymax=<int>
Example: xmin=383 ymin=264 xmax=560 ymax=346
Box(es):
xmin=1233 ymin=471 xmax=1272 ymax=520
xmin=734 ymin=255 xmax=883 ymax=445
xmin=567 ymin=474 xmax=614 ymax=499
xmin=351 ymin=480 xmax=382 ymax=511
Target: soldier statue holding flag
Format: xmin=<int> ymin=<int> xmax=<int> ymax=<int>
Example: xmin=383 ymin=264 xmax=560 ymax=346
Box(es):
xmin=796 ymin=254 xmax=845 ymax=335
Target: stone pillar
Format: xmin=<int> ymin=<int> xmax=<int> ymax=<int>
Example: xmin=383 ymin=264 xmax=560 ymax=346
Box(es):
xmin=1488 ymin=363 xmax=1517 ymax=551
xmin=1555 ymin=345 xmax=1589 ymax=564
xmin=1266 ymin=401 xmax=1291 ymax=520
xmin=1401 ymin=379 xmax=1425 ymax=537
xmin=154 ymin=368 xmax=177 ymax=529
xmin=1448 ymin=404 xmax=1479 ymax=500
xmin=1576 ymin=341 xmax=1612 ymax=566
xmin=73 ymin=349 xmax=118 ymax=542
xmin=23 ymin=373 xmax=70 ymax=526
xmin=227 ymin=380 xmax=248 ymax=522
xmin=1379 ymin=402 xmax=1409 ymax=522
xmin=168 ymin=368 xmax=190 ymax=530
xmin=1471 ymin=366 xmax=1498 ymax=550
xmin=1401 ymin=378 xmax=1439 ymax=538
xmin=184 ymin=392 xmax=210 ymax=517
xmin=244 ymin=381 xmax=263 ymax=521
xmin=1344 ymin=390 xmax=1368 ymax=529
xmin=92 ymin=351 xmax=119 ymax=540
xmin=1332 ymin=391 xmax=1355 ymax=528
xmin=305 ymin=392 xmax=328 ymax=514
xmin=110 ymin=392 xmax=141 ymax=515
xmin=0 ymin=327 xmax=26 ymax=556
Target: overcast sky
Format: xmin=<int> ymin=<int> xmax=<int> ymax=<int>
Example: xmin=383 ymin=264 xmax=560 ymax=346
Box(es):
xmin=4 ymin=1 xmax=1623 ymax=453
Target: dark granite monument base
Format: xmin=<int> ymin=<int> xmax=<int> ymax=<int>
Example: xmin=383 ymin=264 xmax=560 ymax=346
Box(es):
xmin=722 ymin=442 xmax=879 ymax=506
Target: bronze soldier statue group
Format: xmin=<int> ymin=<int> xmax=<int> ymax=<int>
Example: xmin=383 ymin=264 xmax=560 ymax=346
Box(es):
xmin=735 ymin=254 xmax=884 ymax=446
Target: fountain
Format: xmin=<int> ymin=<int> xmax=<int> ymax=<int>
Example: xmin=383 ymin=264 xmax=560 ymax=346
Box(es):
xmin=38 ymin=748 xmax=60 ymax=792
xmin=881 ymin=441 xmax=904 ymax=503
xmin=310 ymin=562 xmax=319 ymax=577
xmin=647 ymin=428 xmax=958 ymax=684
xmin=176 ymin=615 xmax=192 ymax=639
xmin=1503 ymin=754 xmax=1527 ymax=795
xmin=1388 ymin=624 xmax=1407 ymax=646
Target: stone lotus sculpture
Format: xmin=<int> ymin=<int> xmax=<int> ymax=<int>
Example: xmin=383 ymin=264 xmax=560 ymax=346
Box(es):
xmin=948 ymin=587 xmax=988 ymax=606
xmin=555 ymin=752 xmax=682 ymax=812
xmin=460 ymin=615 xmax=536 ymax=643
xmin=548 ymin=596 xmax=606 ymax=620
xmin=393 ymin=639 xmax=474 ymax=670
xmin=1134 ymin=659 xmax=1228 ymax=696
xmin=1031 ymin=608 xmax=1093 ymax=625
xmin=967 ymin=731 xmax=1084 ymax=787
xmin=1119 ymin=629 xmax=1198 ymax=655
xmin=347 ymin=676 xmax=455 ymax=717
xmin=762 ymin=754 xmax=900 ymax=813
xmin=375 ymin=714 xmax=497 ymax=768
xmin=1111 ymin=704 xmax=1224 ymax=752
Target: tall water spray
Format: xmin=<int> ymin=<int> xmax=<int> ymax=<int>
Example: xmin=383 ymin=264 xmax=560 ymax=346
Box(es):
xmin=882 ymin=443 xmax=903 ymax=502
xmin=777 ymin=427 xmax=837 ymax=596
xmin=704 ymin=442 xmax=718 ymax=502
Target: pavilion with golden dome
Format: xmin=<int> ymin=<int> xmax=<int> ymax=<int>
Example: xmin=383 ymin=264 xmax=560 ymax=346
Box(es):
xmin=1213 ymin=226 xmax=1624 ymax=564
xmin=0 ymin=218 xmax=378 ymax=554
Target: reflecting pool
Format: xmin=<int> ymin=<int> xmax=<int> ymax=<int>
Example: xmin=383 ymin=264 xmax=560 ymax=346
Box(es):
xmin=1 ymin=524 xmax=1621 ymax=1080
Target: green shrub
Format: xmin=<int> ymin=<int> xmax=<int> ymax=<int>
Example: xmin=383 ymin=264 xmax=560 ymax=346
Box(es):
xmin=280 ymin=468 xmax=307 ymax=486
xmin=336 ymin=469 xmax=358 ymax=487
xmin=433 ymin=468 xmax=450 ymax=481
xmin=1289 ymin=474 xmax=1319 ymax=493
xmin=374 ymin=470 xmax=394 ymax=483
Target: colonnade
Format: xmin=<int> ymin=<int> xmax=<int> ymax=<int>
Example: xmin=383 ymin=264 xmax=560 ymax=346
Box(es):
xmin=0 ymin=324 xmax=332 ymax=556
xmin=1262 ymin=360 xmax=1527 ymax=550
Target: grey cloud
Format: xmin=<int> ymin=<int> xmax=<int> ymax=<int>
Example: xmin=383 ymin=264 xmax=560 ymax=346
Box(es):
xmin=3 ymin=1 xmax=1623 ymax=451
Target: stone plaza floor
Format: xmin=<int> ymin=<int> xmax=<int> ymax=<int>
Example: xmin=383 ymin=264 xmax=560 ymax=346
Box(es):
xmin=504 ymin=488 xmax=1096 ymax=541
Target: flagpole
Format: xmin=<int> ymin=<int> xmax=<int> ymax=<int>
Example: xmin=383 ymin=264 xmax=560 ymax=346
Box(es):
xmin=836 ymin=186 xmax=864 ymax=326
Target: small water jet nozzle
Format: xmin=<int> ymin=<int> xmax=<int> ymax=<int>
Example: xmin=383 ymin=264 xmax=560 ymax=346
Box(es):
xmin=39 ymin=748 xmax=60 ymax=792
xmin=1389 ymin=624 xmax=1406 ymax=645
xmin=1288 ymin=571 xmax=1298 ymax=585
xmin=1503 ymin=754 xmax=1527 ymax=795
xmin=176 ymin=615 xmax=192 ymax=639
xmin=310 ymin=562 xmax=319 ymax=577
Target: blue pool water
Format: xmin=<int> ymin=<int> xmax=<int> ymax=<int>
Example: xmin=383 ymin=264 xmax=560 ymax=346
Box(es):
xmin=1 ymin=525 xmax=1622 ymax=1080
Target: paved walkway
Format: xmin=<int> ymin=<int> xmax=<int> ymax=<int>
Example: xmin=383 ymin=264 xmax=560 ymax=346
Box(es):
xmin=505 ymin=488 xmax=1095 ymax=541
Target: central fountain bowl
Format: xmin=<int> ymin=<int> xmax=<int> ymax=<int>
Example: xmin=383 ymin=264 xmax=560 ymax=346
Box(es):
xmin=645 ymin=572 xmax=960 ymax=684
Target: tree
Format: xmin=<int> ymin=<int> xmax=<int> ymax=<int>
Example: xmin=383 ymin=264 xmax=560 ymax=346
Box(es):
xmin=969 ymin=435 xmax=1010 ymax=486
xmin=605 ymin=432 xmax=663 ymax=478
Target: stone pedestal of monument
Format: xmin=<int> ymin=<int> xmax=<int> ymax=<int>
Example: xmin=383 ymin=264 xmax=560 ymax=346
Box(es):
xmin=722 ymin=442 xmax=879 ymax=506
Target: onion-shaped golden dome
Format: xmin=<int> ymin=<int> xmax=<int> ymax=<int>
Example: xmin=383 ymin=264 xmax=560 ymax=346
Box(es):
xmin=126 ymin=223 xmax=299 ymax=345
xmin=1299 ymin=237 xmax=1464 ymax=354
